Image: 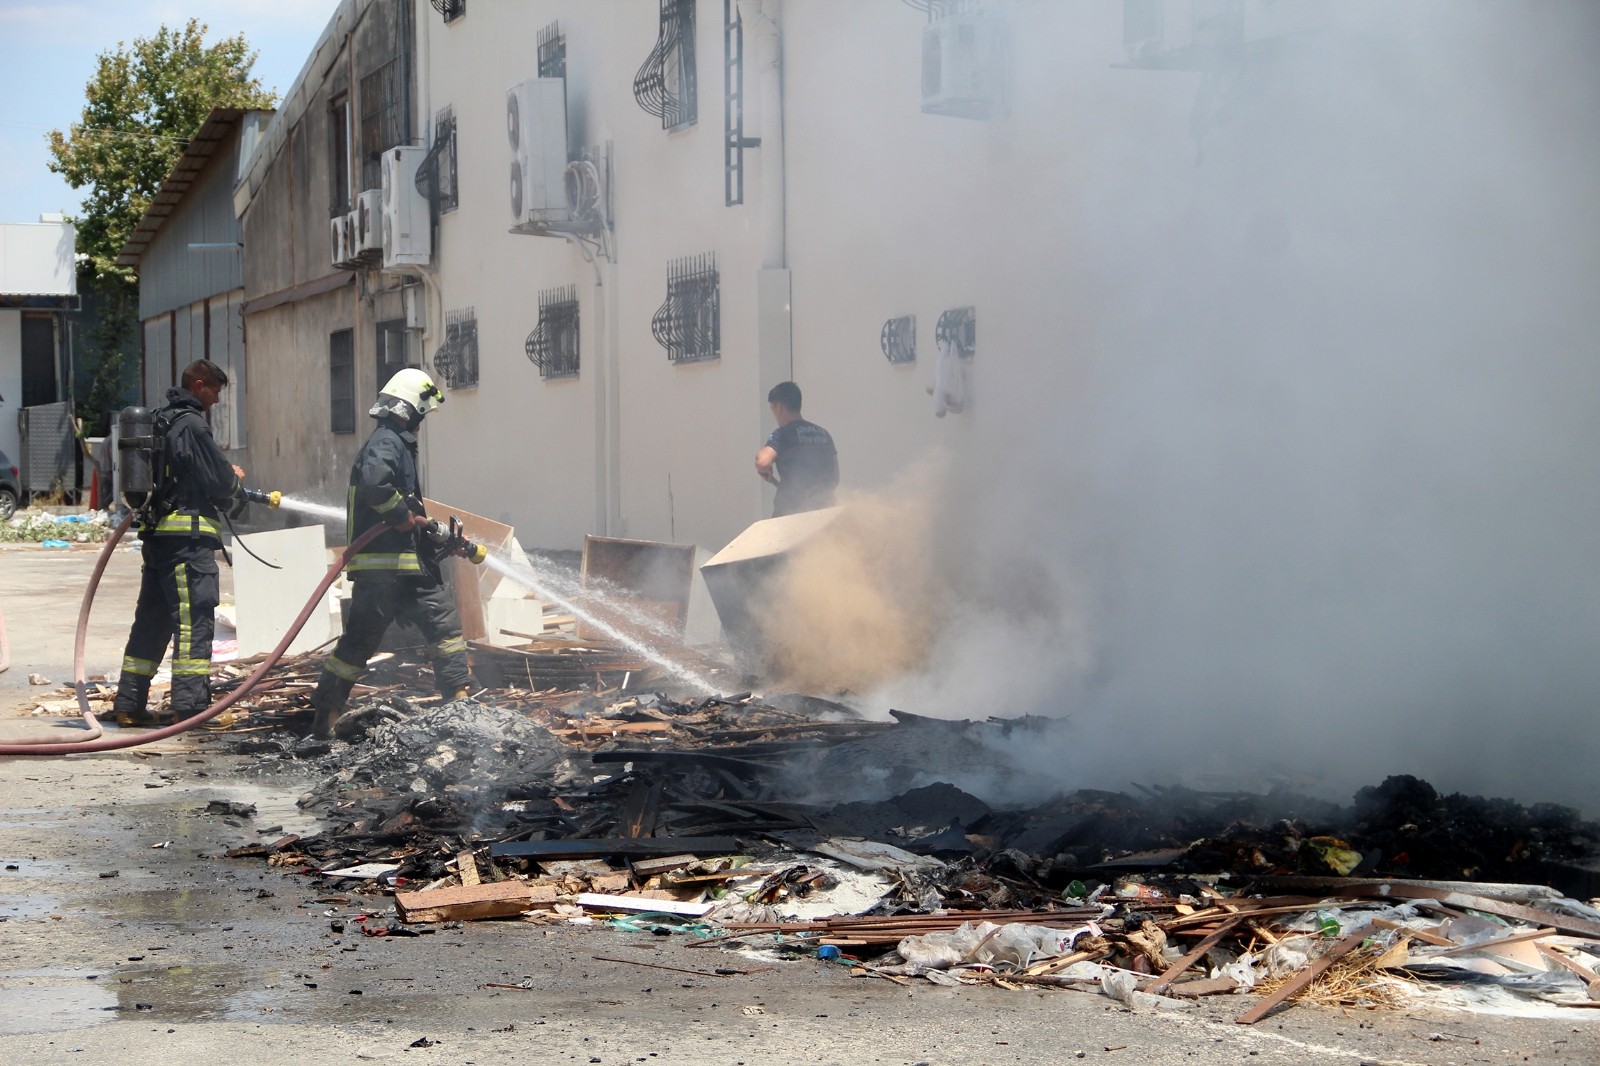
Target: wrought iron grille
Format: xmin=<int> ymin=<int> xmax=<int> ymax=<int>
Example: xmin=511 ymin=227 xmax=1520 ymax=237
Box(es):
xmin=538 ymin=21 xmax=567 ymax=79
xmin=881 ymin=315 xmax=917 ymax=364
xmin=936 ymin=306 xmax=975 ymax=358
xmin=415 ymin=106 xmax=458 ymax=212
xmin=359 ymin=57 xmax=406 ymax=190
xmin=634 ymin=0 xmax=698 ymax=130
xmin=652 ymin=254 xmax=719 ymax=364
xmin=430 ymin=0 xmax=465 ymax=23
xmin=432 ymin=308 xmax=479 ymax=390
xmin=330 ymin=328 xmax=356 ymax=434
xmin=525 ymin=286 xmax=580 ymax=380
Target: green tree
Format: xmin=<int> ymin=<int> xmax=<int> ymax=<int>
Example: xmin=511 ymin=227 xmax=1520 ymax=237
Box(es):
xmin=47 ymin=20 xmax=277 ymax=433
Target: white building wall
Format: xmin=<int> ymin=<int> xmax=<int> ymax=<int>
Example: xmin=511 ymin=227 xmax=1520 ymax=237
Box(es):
xmin=411 ymin=0 xmax=1123 ymax=555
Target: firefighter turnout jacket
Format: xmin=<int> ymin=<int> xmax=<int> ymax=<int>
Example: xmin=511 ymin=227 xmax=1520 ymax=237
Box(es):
xmin=346 ymin=419 xmax=428 ymax=576
xmin=141 ymin=387 xmax=243 ymax=544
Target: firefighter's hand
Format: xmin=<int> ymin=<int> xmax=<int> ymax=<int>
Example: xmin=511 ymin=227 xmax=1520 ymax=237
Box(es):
xmin=389 ymin=511 xmax=425 ymax=532
xmin=232 ymin=465 xmax=246 ymax=479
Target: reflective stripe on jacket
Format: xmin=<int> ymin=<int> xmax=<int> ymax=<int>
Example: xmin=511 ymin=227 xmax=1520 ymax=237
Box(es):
xmin=141 ymin=387 xmax=241 ymax=546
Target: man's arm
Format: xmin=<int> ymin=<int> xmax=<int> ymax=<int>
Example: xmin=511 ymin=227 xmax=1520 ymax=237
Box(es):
xmin=754 ymin=444 xmax=779 ymax=486
xmin=173 ymin=416 xmax=243 ymax=504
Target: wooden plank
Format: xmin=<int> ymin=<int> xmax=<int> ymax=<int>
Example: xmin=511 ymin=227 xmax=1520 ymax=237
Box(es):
xmin=1370 ymin=916 xmax=1454 ymax=947
xmin=1430 ymin=927 xmax=1556 ymax=959
xmin=490 ymin=836 xmax=738 ymax=860
xmin=1148 ymin=915 xmax=1246 ymax=993
xmin=1349 ymin=885 xmax=1600 ymax=941
xmin=1164 ymin=976 xmax=1240 ymax=997
xmin=394 ymin=880 xmax=557 ymax=923
xmin=1536 ymin=944 xmax=1600 ymax=999
xmin=632 ymin=854 xmax=700 ymax=877
xmin=456 ymin=850 xmax=480 ymax=887
xmin=1236 ymin=924 xmax=1378 ymax=1025
xmin=575 ymin=893 xmax=712 ymax=917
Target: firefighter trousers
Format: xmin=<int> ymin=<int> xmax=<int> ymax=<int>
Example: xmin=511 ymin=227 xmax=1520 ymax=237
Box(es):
xmin=113 ymin=537 xmax=220 ymax=720
xmin=310 ymin=572 xmax=470 ymax=713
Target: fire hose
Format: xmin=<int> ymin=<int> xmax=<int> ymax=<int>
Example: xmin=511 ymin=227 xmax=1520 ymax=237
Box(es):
xmin=0 ymin=516 xmax=389 ymax=757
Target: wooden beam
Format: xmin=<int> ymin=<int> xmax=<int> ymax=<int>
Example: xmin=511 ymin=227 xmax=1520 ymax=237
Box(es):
xmin=394 ymin=881 xmax=557 ymax=923
xmin=1148 ymin=915 xmax=1246 ymax=994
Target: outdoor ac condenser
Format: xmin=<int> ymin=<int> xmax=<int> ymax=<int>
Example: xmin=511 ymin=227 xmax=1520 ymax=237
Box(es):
xmin=354 ymin=188 xmax=383 ymax=258
xmin=921 ymin=11 xmax=1003 ymax=119
xmin=381 ymin=146 xmax=431 ymax=269
xmin=506 ymin=78 xmax=569 ymax=229
xmin=328 ymin=214 xmax=351 ymax=268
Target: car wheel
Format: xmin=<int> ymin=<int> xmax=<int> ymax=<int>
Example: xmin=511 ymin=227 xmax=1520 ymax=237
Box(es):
xmin=0 ymin=488 xmax=17 ymax=520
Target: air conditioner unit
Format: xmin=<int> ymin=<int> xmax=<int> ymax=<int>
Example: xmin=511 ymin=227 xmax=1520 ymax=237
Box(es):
xmin=381 ymin=146 xmax=431 ymax=269
xmin=506 ymin=78 xmax=570 ymax=229
xmin=329 ymin=214 xmax=353 ymax=268
xmin=921 ymin=12 xmax=1003 ymax=119
xmin=354 ymin=189 xmax=383 ymax=257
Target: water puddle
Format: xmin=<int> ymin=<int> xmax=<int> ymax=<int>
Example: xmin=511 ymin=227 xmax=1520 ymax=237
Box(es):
xmin=0 ymin=962 xmax=300 ymax=1034
xmin=0 ymin=893 xmax=61 ymax=919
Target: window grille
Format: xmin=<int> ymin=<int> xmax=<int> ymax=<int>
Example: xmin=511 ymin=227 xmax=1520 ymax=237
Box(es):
xmin=881 ymin=315 xmax=917 ymax=364
xmin=652 ymin=254 xmax=719 ymax=364
xmin=432 ymin=308 xmax=479 ymax=390
xmin=376 ymin=318 xmax=408 ymax=389
xmin=431 ymin=0 xmax=465 ymax=22
xmin=359 ymin=57 xmax=406 ymax=190
xmin=936 ymin=306 xmax=975 ymax=358
xmin=330 ymin=328 xmax=356 ymax=434
xmin=538 ymin=21 xmax=567 ymax=79
xmin=634 ymin=0 xmax=698 ymax=130
xmin=415 ymin=106 xmax=458 ymax=212
xmin=329 ymin=96 xmax=352 ymax=216
xmin=525 ymin=286 xmax=580 ymax=380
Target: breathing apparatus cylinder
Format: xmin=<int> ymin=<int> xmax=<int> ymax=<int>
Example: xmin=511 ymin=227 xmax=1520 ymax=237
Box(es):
xmin=116 ymin=406 xmax=159 ymax=512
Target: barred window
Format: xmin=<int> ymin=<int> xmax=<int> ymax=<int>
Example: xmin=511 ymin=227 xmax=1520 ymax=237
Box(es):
xmin=430 ymin=0 xmax=465 ymax=23
xmin=416 ymin=105 xmax=458 ymax=213
xmin=526 ymin=286 xmax=580 ymax=380
xmin=432 ymin=308 xmax=479 ymax=390
xmin=359 ymin=56 xmax=406 ymax=190
xmin=330 ymin=328 xmax=356 ymax=434
xmin=881 ymin=315 xmax=917 ymax=365
xmin=377 ymin=318 xmax=408 ymax=391
xmin=538 ymin=21 xmax=567 ymax=79
xmin=329 ymin=95 xmax=352 ymax=216
xmin=652 ymin=254 xmax=719 ymax=365
xmin=936 ymin=306 xmax=975 ymax=358
xmin=634 ymin=0 xmax=697 ymax=131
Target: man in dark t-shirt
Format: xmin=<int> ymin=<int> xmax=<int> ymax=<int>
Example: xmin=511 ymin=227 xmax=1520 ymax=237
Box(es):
xmin=755 ymin=381 xmax=839 ymax=517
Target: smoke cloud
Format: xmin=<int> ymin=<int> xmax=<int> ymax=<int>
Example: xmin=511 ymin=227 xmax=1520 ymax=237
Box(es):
xmin=767 ymin=2 xmax=1600 ymax=812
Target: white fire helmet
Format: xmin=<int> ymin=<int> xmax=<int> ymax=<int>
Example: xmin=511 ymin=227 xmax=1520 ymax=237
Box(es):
xmin=369 ymin=368 xmax=445 ymax=421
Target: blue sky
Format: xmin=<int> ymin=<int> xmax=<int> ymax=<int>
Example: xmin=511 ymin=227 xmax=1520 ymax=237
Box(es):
xmin=0 ymin=0 xmax=342 ymax=223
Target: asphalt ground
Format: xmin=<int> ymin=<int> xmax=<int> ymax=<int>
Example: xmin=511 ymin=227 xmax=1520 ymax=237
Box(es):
xmin=3 ymin=544 xmax=1599 ymax=1064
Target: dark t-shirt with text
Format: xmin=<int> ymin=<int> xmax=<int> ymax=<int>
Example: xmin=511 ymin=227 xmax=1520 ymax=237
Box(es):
xmin=766 ymin=418 xmax=839 ymax=517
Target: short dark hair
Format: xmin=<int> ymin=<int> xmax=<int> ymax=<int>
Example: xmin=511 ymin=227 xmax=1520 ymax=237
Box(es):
xmin=767 ymin=381 xmax=801 ymax=413
xmin=181 ymin=359 xmax=229 ymax=391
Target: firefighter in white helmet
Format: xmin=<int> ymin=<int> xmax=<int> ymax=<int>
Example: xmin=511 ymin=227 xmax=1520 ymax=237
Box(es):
xmin=309 ymin=368 xmax=470 ymax=738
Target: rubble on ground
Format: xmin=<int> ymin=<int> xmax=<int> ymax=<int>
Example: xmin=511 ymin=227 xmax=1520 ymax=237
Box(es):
xmin=26 ymin=639 xmax=1600 ymax=1024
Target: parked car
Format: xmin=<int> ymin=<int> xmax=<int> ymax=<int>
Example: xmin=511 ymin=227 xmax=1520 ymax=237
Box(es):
xmin=0 ymin=446 xmax=20 ymax=520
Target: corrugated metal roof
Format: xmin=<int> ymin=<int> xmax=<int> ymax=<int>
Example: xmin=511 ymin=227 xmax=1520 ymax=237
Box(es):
xmin=116 ymin=108 xmax=255 ymax=267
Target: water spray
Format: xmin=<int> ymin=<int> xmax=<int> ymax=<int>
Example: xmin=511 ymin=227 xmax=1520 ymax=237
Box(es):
xmin=481 ymin=547 xmax=718 ymax=694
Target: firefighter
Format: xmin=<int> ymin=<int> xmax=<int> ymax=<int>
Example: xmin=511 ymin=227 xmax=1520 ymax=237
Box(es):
xmin=309 ymin=368 xmax=470 ymax=738
xmin=113 ymin=359 xmax=246 ymax=727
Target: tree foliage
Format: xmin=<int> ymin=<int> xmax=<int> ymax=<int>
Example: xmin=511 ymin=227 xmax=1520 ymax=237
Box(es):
xmin=48 ymin=19 xmax=277 ymax=278
xmin=47 ymin=20 xmax=277 ymax=433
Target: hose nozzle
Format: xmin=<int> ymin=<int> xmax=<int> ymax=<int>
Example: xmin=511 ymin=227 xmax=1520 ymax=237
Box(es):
xmin=242 ymin=487 xmax=282 ymax=509
xmin=421 ymin=514 xmax=487 ymax=565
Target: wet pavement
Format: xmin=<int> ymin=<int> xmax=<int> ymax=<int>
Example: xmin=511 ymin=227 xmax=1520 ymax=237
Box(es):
xmin=5 ymin=547 xmax=1600 ymax=1063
